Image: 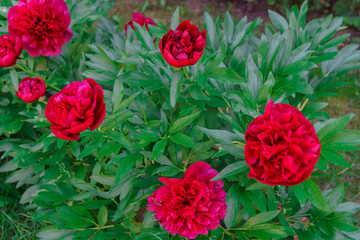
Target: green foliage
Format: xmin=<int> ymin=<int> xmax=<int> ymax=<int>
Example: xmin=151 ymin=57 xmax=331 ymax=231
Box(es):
xmin=0 ymin=1 xmax=360 ymax=239
xmin=268 ymin=0 xmax=360 ymax=30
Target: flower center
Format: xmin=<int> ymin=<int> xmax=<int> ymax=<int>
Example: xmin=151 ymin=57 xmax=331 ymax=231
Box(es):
xmin=19 ymin=79 xmax=42 ymax=95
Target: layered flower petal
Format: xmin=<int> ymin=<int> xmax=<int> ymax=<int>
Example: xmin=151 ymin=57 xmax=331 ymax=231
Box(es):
xmin=16 ymin=77 xmax=45 ymax=103
xmin=159 ymin=20 xmax=206 ymax=68
xmin=45 ymin=78 xmax=106 ymax=140
xmin=147 ymin=161 xmax=227 ymax=239
xmin=244 ymin=100 xmax=321 ymax=186
xmin=0 ymin=34 xmax=22 ymax=68
xmin=8 ymin=0 xmax=73 ymax=57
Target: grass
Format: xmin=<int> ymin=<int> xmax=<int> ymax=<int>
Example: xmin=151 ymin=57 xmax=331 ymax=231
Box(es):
xmin=0 ymin=173 xmax=43 ymax=240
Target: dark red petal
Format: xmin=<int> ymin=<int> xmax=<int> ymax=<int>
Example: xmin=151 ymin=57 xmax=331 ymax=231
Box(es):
xmin=90 ymin=102 xmax=106 ymax=131
xmin=52 ymin=127 xmax=79 ymax=141
xmin=176 ymin=20 xmax=191 ymax=31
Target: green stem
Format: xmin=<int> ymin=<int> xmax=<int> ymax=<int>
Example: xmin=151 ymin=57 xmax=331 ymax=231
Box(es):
xmin=16 ymin=63 xmax=40 ymax=78
xmin=49 ymin=85 xmax=62 ymax=92
xmin=219 ymin=225 xmax=238 ymax=238
xmin=183 ymin=67 xmax=190 ymax=81
xmin=229 ymin=227 xmax=247 ymax=231
xmin=26 ymin=103 xmax=32 ymax=112
xmin=16 ymin=63 xmax=62 ymax=92
xmin=299 ymin=98 xmax=309 ymax=111
xmin=76 ymin=225 xmax=115 ymax=231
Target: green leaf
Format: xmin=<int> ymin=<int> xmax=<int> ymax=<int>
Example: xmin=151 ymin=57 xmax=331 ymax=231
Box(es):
xmin=112 ymin=78 xmax=124 ymax=112
xmin=320 ymin=148 xmax=351 ymax=168
xmin=20 ymin=184 xmax=40 ymax=204
xmin=246 ymin=182 xmax=267 ymax=191
xmin=152 ymin=166 xmax=180 ymax=177
xmin=204 ymin=11 xmax=215 ymax=50
xmin=257 ymin=72 xmax=275 ymax=104
xmin=310 ymin=52 xmax=337 ymax=63
xmin=148 ymin=25 xmax=167 ymax=38
xmin=239 ymin=188 xmax=256 ymax=216
xmin=141 ymin=0 xmax=149 ymax=12
xmin=168 ymin=111 xmax=201 ymax=134
xmin=78 ymin=137 xmax=106 ymax=159
xmin=171 ymin=7 xmax=179 ymax=30
xmin=208 ymin=68 xmax=243 ymax=85
xmin=329 ymin=212 xmax=358 ymax=232
xmin=245 ymin=224 xmax=287 ymax=239
xmin=243 ymin=210 xmax=280 ymax=227
xmin=109 ymin=170 xmax=138 ymax=198
xmin=141 ymin=151 xmax=174 ymax=166
xmin=117 ymin=92 xmax=139 ymax=110
xmin=336 ymin=202 xmax=360 ymax=214
xmin=247 ymin=55 xmax=263 ymax=99
xmin=109 ymin=132 xmax=132 ymax=151
xmin=290 ymin=184 xmax=308 ymax=205
xmin=269 ymin=10 xmax=289 ymax=32
xmin=97 ymin=206 xmax=108 ymax=227
xmin=70 ymin=178 xmax=96 ymax=192
xmin=170 ymin=133 xmax=196 ymax=148
xmin=170 ymin=70 xmax=183 ymax=108
xmin=10 ymin=69 xmax=18 ymax=91
xmin=299 ymin=0 xmax=308 ymax=27
xmin=57 ymin=138 xmax=65 ymax=149
xmin=317 ymin=154 xmax=328 ymax=171
xmin=204 ymin=45 xmax=226 ymax=76
xmin=223 ymin=11 xmax=234 ymax=43
xmin=0 ymin=159 xmax=18 ymax=173
xmin=0 ymin=7 xmax=10 ymax=18
xmin=90 ymin=175 xmax=115 ymax=186
xmin=235 ymin=231 xmax=250 ymax=240
xmin=224 ymin=183 xmax=241 ymax=228
xmin=246 ymin=190 xmax=267 ymax=212
xmin=212 ymin=161 xmax=248 ymax=181
xmin=37 ymin=228 xmax=75 ymax=240
xmin=56 ymin=206 xmax=95 ymax=229
xmin=321 ymin=34 xmax=349 ymax=50
xmin=114 ymin=154 xmax=141 ymax=182
xmin=142 ymin=210 xmax=156 ymax=228
xmin=325 ymin=184 xmax=345 ymax=209
xmin=302 ymin=102 xmax=328 ymax=117
xmin=302 ymin=179 xmax=331 ymax=212
xmin=133 ymin=22 xmax=155 ymax=51
xmin=317 ymin=114 xmax=354 ymax=143
xmin=230 ymin=30 xmax=246 ymax=50
xmin=280 ymin=61 xmax=314 ymax=76
xmin=198 ymin=127 xmax=237 ymax=143
xmin=151 ymin=139 xmax=168 ymax=160
xmin=324 ymin=130 xmax=360 ymax=151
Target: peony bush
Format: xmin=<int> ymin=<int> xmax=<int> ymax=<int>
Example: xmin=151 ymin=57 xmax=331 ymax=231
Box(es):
xmin=0 ymin=0 xmax=360 ymax=239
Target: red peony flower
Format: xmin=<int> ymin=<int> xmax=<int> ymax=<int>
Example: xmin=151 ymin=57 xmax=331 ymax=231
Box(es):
xmin=124 ymin=12 xmax=156 ymax=33
xmin=245 ymin=100 xmax=321 ymax=186
xmin=147 ymin=161 xmax=227 ymax=239
xmin=159 ymin=20 xmax=206 ymax=68
xmin=0 ymin=34 xmax=22 ymax=68
xmin=8 ymin=0 xmax=73 ymax=57
xmin=45 ymin=78 xmax=106 ymax=141
xmin=16 ymin=77 xmax=45 ymax=103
